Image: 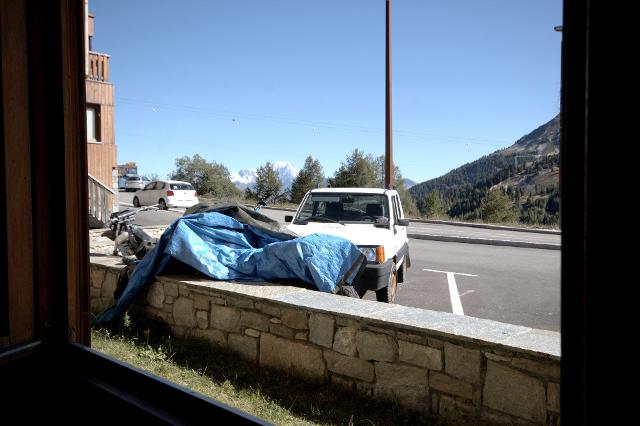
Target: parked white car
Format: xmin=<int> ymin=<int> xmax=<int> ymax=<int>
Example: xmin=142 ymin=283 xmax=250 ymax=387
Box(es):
xmin=133 ymin=180 xmax=199 ymax=210
xmin=285 ymin=188 xmax=410 ymax=303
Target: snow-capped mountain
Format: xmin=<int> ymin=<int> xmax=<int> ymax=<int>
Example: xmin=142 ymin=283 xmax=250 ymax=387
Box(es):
xmin=273 ymin=161 xmax=299 ymax=190
xmin=229 ymin=168 xmax=257 ymax=190
xmin=230 ymin=161 xmax=299 ymax=191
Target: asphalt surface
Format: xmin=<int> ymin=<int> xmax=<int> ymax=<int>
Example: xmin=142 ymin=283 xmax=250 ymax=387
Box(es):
xmin=361 ymin=239 xmax=560 ymax=332
xmin=117 ymin=193 xmax=560 ymax=331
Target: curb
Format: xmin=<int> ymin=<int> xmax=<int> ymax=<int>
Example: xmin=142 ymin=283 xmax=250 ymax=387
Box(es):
xmin=408 ymin=218 xmax=561 ymax=235
xmin=408 ymin=233 xmax=561 ymax=250
xmin=258 ymin=205 xmax=297 ymax=212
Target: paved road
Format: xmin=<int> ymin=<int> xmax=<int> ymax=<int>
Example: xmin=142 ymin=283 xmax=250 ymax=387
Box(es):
xmin=117 ymin=194 xmax=560 ymax=331
xmin=362 ymin=239 xmax=560 ymax=332
xmin=257 ymin=207 xmax=560 ymax=248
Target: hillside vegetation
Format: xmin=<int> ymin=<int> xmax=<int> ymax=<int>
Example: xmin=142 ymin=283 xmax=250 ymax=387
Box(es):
xmin=409 ymin=115 xmax=560 ymax=226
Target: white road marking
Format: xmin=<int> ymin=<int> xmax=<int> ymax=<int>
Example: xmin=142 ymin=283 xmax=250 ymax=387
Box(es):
xmin=423 ymin=268 xmax=478 ymax=316
xmin=423 ymin=268 xmax=477 ymax=277
xmin=446 ymin=273 xmax=464 ymax=315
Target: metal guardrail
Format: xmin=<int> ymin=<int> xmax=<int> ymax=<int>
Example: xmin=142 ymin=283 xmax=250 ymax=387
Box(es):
xmin=88 ymin=174 xmax=115 ymax=226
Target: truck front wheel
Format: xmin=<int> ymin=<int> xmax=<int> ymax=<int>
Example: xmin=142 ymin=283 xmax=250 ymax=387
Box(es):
xmin=376 ymin=263 xmax=397 ymax=303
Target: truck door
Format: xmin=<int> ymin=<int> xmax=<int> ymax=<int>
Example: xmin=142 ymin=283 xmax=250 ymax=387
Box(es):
xmin=391 ymin=195 xmax=408 ymax=263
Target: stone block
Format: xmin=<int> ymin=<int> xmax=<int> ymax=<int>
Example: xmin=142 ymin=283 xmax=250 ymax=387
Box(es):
xmin=178 ymin=285 xmax=190 ymax=297
xmin=259 ymin=334 xmax=325 ymax=382
xmin=365 ymin=325 xmax=395 ymax=336
xmin=193 ymin=294 xmax=210 ymax=311
xmin=101 ymin=270 xmax=118 ymax=299
xmin=295 ymin=332 xmax=308 ymax=341
xmin=336 ymin=317 xmax=360 ymax=328
xmin=196 ymin=310 xmax=208 ymax=329
xmin=485 ymin=352 xmax=512 ymax=363
xmin=397 ymin=332 xmax=427 ymax=345
xmin=429 ymin=372 xmax=473 ymax=400
xmin=439 ymin=395 xmax=476 ymax=419
xmin=192 ymin=329 xmax=227 ymax=348
xmin=374 ymin=363 xmax=428 ymax=411
xmin=146 ymin=283 xmax=165 ymax=309
xmin=483 ymin=361 xmax=547 ymax=424
xmin=330 ymin=374 xmax=354 ymax=391
xmin=228 ymin=296 xmax=254 ymax=310
xmin=210 ymin=306 xmax=241 ymax=332
xmin=228 ymin=334 xmax=258 ymax=363
xmin=324 ymin=350 xmax=374 ymax=382
xmin=269 ymin=323 xmax=295 ymax=339
xmin=240 ymin=311 xmax=270 ymax=332
xmin=164 ymin=282 xmax=178 ymax=297
xmin=427 ymin=337 xmax=444 ymax=349
xmin=399 ymin=341 xmax=442 ymax=371
xmin=90 ymin=267 xmax=105 ymax=289
xmin=333 ymin=327 xmax=357 ymax=356
xmin=90 ymin=286 xmax=101 ymax=298
xmin=512 ymin=357 xmax=561 ymax=379
xmin=547 ymin=382 xmax=560 ymax=412
xmin=444 ymin=342 xmax=481 ymax=384
xmin=281 ymin=308 xmax=308 ymax=329
xmin=173 ymin=297 xmax=194 ymax=327
xmin=356 ymin=331 xmax=396 ymax=362
xmin=255 ymin=302 xmax=281 ymax=317
xmin=309 ymin=313 xmax=335 ymax=348
xmin=245 ymin=328 xmax=260 ymax=338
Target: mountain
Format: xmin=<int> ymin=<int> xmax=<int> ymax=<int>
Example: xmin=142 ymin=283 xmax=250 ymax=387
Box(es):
xmin=410 ymin=115 xmax=559 ymax=197
xmin=403 ymin=178 xmax=417 ymax=189
xmin=409 ymin=115 xmax=560 ymax=225
xmin=230 ymin=161 xmax=299 ymax=191
xmin=229 ymin=168 xmax=257 ymax=190
xmin=273 ymin=161 xmax=300 ymax=191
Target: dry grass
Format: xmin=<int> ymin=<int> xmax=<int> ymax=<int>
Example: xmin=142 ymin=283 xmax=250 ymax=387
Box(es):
xmin=90 ymin=312 xmax=443 ymax=426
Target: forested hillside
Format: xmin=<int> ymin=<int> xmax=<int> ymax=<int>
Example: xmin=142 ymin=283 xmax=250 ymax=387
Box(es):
xmin=409 ymin=115 xmax=560 ymax=226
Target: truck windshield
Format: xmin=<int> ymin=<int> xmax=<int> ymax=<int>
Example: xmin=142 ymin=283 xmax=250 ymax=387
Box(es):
xmin=295 ymin=193 xmax=389 ymax=223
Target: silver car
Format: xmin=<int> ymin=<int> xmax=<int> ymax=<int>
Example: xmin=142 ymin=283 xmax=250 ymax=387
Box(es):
xmin=124 ymin=175 xmax=150 ymax=192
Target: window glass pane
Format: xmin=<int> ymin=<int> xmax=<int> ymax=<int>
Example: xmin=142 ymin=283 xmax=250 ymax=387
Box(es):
xmin=86 ymin=107 xmax=95 ymax=140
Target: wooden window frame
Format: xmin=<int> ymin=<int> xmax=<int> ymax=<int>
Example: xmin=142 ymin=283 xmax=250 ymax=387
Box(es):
xmin=1 ymin=0 xmax=610 ymax=423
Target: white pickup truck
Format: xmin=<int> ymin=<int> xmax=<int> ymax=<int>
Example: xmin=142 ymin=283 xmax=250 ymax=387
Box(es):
xmin=285 ymin=188 xmax=410 ymax=303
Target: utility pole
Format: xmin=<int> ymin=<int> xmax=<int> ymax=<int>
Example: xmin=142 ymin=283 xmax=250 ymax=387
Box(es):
xmin=385 ymin=0 xmax=393 ymax=188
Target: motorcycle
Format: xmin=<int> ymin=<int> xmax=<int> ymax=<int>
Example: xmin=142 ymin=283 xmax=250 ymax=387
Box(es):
xmin=254 ymin=190 xmax=290 ymax=212
xmin=101 ymin=205 xmax=160 ymax=263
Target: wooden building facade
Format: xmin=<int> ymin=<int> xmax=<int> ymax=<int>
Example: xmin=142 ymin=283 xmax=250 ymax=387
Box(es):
xmin=85 ymin=1 xmax=117 ymax=224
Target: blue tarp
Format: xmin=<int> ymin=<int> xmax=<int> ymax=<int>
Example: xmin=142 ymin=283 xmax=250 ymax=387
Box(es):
xmin=93 ymin=210 xmax=366 ymax=324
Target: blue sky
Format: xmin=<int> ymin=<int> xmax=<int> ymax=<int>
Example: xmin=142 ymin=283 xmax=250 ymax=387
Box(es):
xmin=91 ymin=0 xmax=562 ymax=183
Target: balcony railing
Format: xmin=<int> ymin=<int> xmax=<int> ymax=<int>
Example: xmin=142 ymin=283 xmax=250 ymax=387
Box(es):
xmin=87 ymin=51 xmax=110 ymax=82
xmin=88 ymin=173 xmax=115 ymax=227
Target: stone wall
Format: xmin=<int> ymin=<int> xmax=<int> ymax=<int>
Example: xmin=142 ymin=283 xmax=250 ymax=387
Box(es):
xmin=90 ymin=256 xmax=560 ymax=425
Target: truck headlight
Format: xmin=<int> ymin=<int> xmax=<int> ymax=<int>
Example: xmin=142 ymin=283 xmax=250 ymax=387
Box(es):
xmin=359 ymin=246 xmax=385 ymax=263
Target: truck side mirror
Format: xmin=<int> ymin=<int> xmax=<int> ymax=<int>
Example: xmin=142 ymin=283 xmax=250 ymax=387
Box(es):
xmin=285 ymin=215 xmax=293 ymax=223
xmin=396 ymin=218 xmax=410 ymax=227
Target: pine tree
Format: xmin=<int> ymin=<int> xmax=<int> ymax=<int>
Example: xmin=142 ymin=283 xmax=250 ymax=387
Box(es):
xmin=290 ymin=156 xmax=324 ymax=203
xmin=422 ymin=191 xmax=445 ymax=219
xmin=253 ymin=161 xmax=282 ymax=202
xmin=327 ymin=149 xmax=377 ymax=187
xmin=479 ymin=188 xmax=519 ymax=223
